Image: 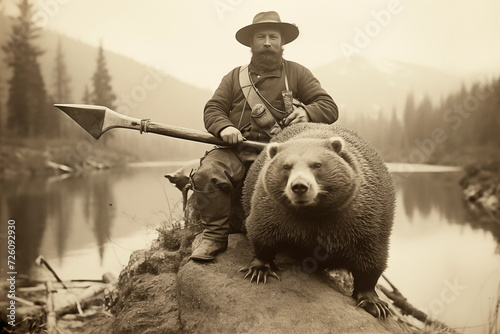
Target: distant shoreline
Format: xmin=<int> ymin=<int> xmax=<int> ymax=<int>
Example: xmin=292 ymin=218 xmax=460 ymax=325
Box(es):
xmin=386 ymin=163 xmax=462 ymax=174
xmin=0 ymin=137 xmax=136 ymax=179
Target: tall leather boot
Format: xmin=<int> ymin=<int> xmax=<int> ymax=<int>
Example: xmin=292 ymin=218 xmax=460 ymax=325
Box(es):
xmin=190 ymin=189 xmax=231 ymax=261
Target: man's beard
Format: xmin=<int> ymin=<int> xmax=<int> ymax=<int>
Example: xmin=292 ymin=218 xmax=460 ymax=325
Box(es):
xmin=250 ymin=46 xmax=284 ymax=73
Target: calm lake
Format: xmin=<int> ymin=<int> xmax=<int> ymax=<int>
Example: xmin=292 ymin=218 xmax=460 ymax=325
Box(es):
xmin=1 ymin=163 xmax=499 ymax=333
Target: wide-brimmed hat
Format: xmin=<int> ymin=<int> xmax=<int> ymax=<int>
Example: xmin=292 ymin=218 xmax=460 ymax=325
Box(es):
xmin=235 ymin=11 xmax=299 ymax=47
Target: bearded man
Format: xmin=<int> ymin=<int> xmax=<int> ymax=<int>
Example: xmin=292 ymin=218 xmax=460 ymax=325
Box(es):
xmin=190 ymin=11 xmax=339 ymax=261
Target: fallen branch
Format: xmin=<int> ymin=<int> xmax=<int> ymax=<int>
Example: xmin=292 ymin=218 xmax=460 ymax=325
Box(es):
xmin=379 ymin=276 xmax=459 ymax=334
xmin=54 ymin=271 xmax=115 ymax=317
xmin=19 ymin=279 xmax=114 ymax=293
xmin=378 ymin=284 xmax=429 ymax=323
xmin=35 ymin=255 xmax=68 ymax=289
xmin=45 ymin=280 xmax=57 ymax=334
xmin=54 ymin=284 xmax=106 ymax=316
xmin=85 ymin=158 xmax=107 ymax=169
xmin=47 ymin=160 xmax=74 ymax=173
xmin=13 ymin=296 xmax=36 ymax=307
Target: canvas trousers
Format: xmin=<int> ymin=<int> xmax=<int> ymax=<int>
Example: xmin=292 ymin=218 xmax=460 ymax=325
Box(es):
xmin=190 ymin=147 xmax=247 ymax=242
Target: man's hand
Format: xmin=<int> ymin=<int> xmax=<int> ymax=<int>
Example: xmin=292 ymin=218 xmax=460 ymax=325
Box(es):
xmin=282 ymin=106 xmax=310 ymax=126
xmin=219 ymin=126 xmax=244 ymax=145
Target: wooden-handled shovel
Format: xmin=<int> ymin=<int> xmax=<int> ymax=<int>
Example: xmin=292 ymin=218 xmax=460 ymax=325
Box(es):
xmin=54 ymin=104 xmax=266 ymax=152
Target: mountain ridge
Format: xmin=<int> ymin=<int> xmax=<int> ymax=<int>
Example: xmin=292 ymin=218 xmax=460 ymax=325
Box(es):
xmin=312 ymin=55 xmax=463 ymax=120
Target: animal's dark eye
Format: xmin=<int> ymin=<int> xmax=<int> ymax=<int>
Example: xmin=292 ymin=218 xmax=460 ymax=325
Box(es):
xmin=283 ymin=164 xmax=292 ymax=170
xmin=313 ymin=162 xmax=322 ymax=169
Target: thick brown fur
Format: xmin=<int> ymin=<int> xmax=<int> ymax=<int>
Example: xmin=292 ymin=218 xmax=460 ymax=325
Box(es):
xmin=241 ymin=122 xmax=395 ymax=319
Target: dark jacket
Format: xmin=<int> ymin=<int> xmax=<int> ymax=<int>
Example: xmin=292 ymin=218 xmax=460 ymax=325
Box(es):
xmin=204 ymin=59 xmax=338 ymax=140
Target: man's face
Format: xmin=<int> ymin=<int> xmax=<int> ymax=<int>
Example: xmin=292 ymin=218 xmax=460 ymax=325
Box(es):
xmin=250 ymin=28 xmax=284 ymax=72
xmin=251 ymin=28 xmax=282 ymax=53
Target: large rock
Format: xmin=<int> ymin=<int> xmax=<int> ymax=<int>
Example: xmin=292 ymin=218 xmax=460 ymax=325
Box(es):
xmin=89 ymin=230 xmax=404 ymax=333
xmin=178 ymin=234 xmax=404 ymax=334
xmin=103 ymin=243 xmax=184 ymax=334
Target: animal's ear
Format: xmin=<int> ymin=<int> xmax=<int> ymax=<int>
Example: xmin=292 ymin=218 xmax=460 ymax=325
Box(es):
xmin=267 ymin=142 xmax=280 ymax=159
xmin=328 ymin=137 xmax=345 ymax=154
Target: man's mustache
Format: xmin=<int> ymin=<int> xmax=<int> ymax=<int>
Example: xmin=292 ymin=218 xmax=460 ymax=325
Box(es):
xmin=254 ymin=47 xmax=279 ymax=54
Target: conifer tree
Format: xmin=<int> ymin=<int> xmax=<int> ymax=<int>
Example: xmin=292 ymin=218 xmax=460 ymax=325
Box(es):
xmin=53 ymin=38 xmax=72 ymax=103
xmin=51 ymin=39 xmax=73 ymax=137
xmin=89 ymin=43 xmax=116 ymax=146
xmin=0 ymin=45 xmax=3 ymax=134
xmin=2 ymin=0 xmax=49 ymax=137
xmin=494 ymin=77 xmax=500 ymax=147
xmin=402 ymin=92 xmax=416 ymax=148
xmin=0 ymin=95 xmax=3 ymax=135
xmin=388 ymin=107 xmax=402 ymax=150
xmin=82 ymin=85 xmax=91 ymax=104
xmin=0 ymin=83 xmax=4 ymax=135
xmin=90 ymin=43 xmax=116 ymax=109
xmin=414 ymin=94 xmax=433 ymax=139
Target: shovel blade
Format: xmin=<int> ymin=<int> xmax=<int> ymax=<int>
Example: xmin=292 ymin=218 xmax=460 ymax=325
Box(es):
xmin=55 ymin=104 xmax=107 ymax=139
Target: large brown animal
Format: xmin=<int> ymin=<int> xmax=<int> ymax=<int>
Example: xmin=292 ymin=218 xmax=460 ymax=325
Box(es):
xmin=240 ymin=123 xmax=395 ymax=319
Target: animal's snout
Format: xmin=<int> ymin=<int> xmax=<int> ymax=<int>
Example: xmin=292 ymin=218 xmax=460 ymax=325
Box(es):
xmin=291 ymin=181 xmax=309 ymax=194
xmin=285 ymin=170 xmax=319 ymax=206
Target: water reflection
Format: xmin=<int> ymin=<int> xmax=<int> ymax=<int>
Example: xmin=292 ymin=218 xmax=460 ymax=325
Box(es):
xmin=82 ymin=173 xmax=116 ymax=264
xmin=3 ymin=177 xmax=48 ymax=281
xmin=2 ymin=173 xmax=117 ymax=280
xmin=0 ymin=165 xmax=182 ymax=282
xmin=396 ymin=172 xmax=500 ymax=246
xmin=390 ymin=171 xmax=500 ymax=334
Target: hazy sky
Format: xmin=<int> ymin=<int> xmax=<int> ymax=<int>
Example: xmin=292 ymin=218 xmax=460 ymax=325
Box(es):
xmin=3 ymin=0 xmax=500 ymax=90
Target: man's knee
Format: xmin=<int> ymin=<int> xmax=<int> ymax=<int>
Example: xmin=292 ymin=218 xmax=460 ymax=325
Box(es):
xmin=191 ymin=149 xmax=246 ymax=192
xmin=191 ymin=167 xmax=223 ymax=191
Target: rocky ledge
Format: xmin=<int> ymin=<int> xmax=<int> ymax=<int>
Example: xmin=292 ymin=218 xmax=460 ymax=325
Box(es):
xmin=460 ymin=162 xmax=500 ymax=223
xmin=90 ymin=230 xmax=405 ymax=334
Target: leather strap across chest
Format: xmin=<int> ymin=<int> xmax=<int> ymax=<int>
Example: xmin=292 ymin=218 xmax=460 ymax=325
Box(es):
xmin=238 ymin=64 xmax=290 ymax=112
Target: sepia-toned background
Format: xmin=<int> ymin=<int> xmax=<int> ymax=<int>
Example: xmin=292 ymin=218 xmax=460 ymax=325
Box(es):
xmin=0 ymin=1 xmax=499 ymax=333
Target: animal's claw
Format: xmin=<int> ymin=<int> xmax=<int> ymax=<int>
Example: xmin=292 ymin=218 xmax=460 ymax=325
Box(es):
xmin=240 ymin=268 xmax=252 ymax=280
xmin=269 ymin=270 xmax=281 ymax=281
xmin=250 ymin=271 xmax=257 ymax=283
xmin=375 ymin=303 xmax=381 ymax=319
xmin=239 ymin=257 xmax=281 ymax=284
xmin=356 ymin=292 xmax=391 ymax=320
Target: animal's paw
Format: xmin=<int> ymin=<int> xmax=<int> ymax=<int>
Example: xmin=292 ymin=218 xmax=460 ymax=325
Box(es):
xmin=239 ymin=257 xmax=281 ymax=284
xmin=356 ymin=291 xmax=392 ymax=320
